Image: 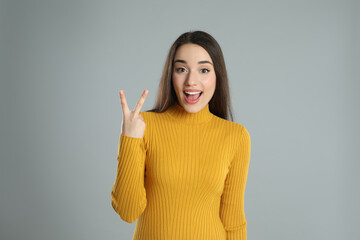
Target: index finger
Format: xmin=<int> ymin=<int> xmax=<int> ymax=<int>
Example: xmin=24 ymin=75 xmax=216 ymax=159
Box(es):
xmin=133 ymin=89 xmax=149 ymax=116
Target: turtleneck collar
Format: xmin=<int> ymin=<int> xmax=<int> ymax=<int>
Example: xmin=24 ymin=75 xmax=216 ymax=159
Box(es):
xmin=165 ymin=102 xmax=214 ymax=125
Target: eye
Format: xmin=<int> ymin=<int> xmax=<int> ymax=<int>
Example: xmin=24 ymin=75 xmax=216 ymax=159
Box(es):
xmin=175 ymin=67 xmax=187 ymax=73
xmin=200 ymin=68 xmax=210 ymax=73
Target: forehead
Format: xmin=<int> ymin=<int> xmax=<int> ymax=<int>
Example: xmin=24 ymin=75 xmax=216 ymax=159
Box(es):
xmin=174 ymin=44 xmax=212 ymax=63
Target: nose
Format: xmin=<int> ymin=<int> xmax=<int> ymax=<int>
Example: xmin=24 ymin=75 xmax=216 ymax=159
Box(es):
xmin=185 ymin=70 xmax=198 ymax=86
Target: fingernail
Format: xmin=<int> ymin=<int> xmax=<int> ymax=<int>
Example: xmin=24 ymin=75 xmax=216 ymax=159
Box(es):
xmin=120 ymin=90 xmax=123 ymax=95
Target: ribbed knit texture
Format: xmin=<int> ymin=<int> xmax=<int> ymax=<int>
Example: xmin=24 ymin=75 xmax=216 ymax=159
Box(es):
xmin=111 ymin=102 xmax=251 ymax=240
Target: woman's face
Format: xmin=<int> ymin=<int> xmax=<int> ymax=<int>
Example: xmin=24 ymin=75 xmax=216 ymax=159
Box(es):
xmin=172 ymin=43 xmax=216 ymax=113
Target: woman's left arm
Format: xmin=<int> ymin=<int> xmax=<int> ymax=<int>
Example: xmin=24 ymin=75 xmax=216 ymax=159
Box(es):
xmin=220 ymin=126 xmax=251 ymax=240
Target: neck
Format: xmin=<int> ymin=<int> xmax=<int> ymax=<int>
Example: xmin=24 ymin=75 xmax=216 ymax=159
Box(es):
xmin=165 ymin=102 xmax=213 ymax=125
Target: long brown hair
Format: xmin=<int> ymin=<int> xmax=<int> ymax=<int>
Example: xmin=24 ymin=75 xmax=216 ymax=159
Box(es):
xmin=147 ymin=30 xmax=234 ymax=121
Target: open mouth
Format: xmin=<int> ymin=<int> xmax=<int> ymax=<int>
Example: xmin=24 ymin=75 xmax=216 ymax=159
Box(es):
xmin=184 ymin=91 xmax=203 ymax=102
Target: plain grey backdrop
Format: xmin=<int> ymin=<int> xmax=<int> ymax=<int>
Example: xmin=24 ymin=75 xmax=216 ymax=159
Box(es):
xmin=1 ymin=0 xmax=359 ymax=239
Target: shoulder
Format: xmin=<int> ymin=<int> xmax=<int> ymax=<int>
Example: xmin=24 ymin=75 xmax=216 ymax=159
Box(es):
xmin=139 ymin=110 xmax=158 ymax=122
xmin=212 ymin=115 xmax=249 ymax=137
xmin=138 ymin=111 xmax=159 ymax=143
xmin=211 ymin=115 xmax=251 ymax=149
xmin=138 ymin=110 xmax=167 ymax=127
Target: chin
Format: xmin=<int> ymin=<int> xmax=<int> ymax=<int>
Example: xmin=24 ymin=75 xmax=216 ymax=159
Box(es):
xmin=181 ymin=100 xmax=205 ymax=113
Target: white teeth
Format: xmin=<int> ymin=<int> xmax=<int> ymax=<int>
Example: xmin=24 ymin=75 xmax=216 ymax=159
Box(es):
xmin=184 ymin=91 xmax=202 ymax=95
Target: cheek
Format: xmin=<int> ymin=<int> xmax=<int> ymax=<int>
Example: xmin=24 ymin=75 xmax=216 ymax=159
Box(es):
xmin=172 ymin=75 xmax=182 ymax=93
xmin=172 ymin=73 xmax=182 ymax=82
xmin=203 ymin=74 xmax=216 ymax=91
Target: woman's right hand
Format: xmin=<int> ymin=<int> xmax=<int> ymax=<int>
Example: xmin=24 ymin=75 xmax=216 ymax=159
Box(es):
xmin=119 ymin=89 xmax=149 ymax=138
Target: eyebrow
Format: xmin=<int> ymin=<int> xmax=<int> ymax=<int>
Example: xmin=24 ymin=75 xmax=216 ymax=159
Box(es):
xmin=174 ymin=59 xmax=213 ymax=65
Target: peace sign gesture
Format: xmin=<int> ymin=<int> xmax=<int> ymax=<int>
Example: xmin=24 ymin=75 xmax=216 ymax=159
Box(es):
xmin=119 ymin=89 xmax=149 ymax=138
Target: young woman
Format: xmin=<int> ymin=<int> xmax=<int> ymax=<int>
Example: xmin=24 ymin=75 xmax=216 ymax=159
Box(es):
xmin=111 ymin=31 xmax=251 ymax=240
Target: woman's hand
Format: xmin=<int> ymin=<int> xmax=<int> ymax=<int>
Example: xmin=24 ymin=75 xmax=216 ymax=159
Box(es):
xmin=119 ymin=89 xmax=149 ymax=138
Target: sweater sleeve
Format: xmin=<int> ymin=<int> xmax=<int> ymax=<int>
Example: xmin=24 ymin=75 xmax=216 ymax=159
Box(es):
xmin=110 ymin=132 xmax=147 ymax=223
xmin=220 ymin=126 xmax=251 ymax=240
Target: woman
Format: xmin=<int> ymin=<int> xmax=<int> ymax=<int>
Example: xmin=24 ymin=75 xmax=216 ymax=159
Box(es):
xmin=111 ymin=31 xmax=251 ymax=240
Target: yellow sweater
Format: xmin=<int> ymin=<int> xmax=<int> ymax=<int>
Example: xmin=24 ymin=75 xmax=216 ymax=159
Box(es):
xmin=111 ymin=102 xmax=251 ymax=240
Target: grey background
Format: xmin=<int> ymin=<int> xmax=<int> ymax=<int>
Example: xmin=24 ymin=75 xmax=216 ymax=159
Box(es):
xmin=1 ymin=0 xmax=359 ymax=239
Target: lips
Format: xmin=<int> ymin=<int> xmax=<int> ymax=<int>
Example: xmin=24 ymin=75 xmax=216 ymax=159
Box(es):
xmin=183 ymin=89 xmax=202 ymax=95
xmin=184 ymin=89 xmax=202 ymax=92
xmin=183 ymin=91 xmax=202 ymax=104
